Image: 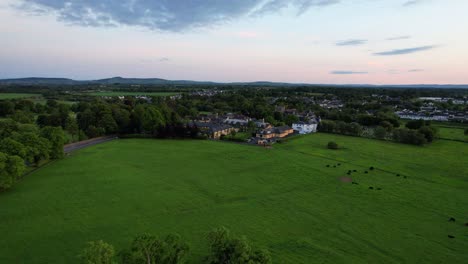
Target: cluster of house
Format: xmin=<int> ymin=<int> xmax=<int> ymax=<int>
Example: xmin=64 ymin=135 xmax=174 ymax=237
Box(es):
xmin=192 ymin=112 xmax=319 ymax=144
xmin=419 ymin=97 xmax=466 ymax=105
xmin=190 ymin=89 xmax=224 ymax=97
xmin=395 ymin=109 xmax=468 ymax=122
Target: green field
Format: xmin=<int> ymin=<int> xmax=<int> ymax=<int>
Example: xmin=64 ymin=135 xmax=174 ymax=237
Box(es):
xmin=89 ymin=91 xmax=178 ymax=97
xmin=437 ymin=127 xmax=468 ymax=142
xmin=0 ymin=93 xmax=41 ymax=99
xmin=1 ymin=134 xmax=467 ymax=263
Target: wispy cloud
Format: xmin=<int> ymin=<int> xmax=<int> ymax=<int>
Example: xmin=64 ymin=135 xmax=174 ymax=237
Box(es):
xmin=17 ymin=0 xmax=340 ymax=31
xmin=330 ymin=71 xmax=368 ymax=75
xmin=336 ymin=39 xmax=368 ymax=46
xmin=252 ymin=0 xmax=340 ymax=16
xmin=386 ymin=35 xmax=411 ymax=41
xmin=408 ymin=69 xmax=424 ymax=72
xmin=373 ymin=45 xmax=436 ymax=56
xmin=402 ymin=0 xmax=424 ymax=7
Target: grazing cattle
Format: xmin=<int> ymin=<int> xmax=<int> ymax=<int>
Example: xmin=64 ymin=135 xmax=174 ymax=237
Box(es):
xmin=377 ymin=188 xmax=382 ymax=190
xmin=397 ymin=174 xmax=400 ymax=177
xmin=448 ymin=235 xmax=455 ymax=239
xmin=365 ymin=171 xmax=368 ymax=174
xmin=369 ymin=187 xmax=374 ymax=190
xmin=326 ymin=165 xmax=330 ymax=167
xmin=465 ymin=223 xmax=468 ymax=227
xmin=449 ymin=217 xmax=456 ymax=222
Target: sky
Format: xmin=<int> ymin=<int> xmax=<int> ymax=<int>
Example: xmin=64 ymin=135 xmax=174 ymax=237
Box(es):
xmin=0 ymin=0 xmax=467 ymax=84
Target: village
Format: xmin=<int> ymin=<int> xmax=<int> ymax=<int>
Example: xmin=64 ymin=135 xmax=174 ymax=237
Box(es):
xmin=192 ymin=110 xmax=320 ymax=145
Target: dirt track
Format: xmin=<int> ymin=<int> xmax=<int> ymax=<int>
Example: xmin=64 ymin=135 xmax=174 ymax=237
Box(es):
xmin=63 ymin=135 xmax=118 ymax=154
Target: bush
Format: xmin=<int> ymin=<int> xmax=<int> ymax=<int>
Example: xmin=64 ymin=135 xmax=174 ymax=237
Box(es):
xmin=327 ymin=141 xmax=339 ymax=150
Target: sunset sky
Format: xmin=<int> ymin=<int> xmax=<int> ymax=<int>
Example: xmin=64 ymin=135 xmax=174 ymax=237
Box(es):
xmin=1 ymin=0 xmax=467 ymax=84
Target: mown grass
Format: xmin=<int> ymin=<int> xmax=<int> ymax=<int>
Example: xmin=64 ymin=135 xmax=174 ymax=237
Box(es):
xmin=0 ymin=93 xmax=41 ymax=99
xmin=88 ymin=92 xmax=178 ymax=97
xmin=0 ymin=134 xmax=467 ymax=263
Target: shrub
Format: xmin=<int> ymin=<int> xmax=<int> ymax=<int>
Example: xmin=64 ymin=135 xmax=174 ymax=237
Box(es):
xmin=327 ymin=141 xmax=339 ymax=150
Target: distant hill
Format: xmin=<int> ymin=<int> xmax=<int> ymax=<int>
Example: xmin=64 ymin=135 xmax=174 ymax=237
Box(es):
xmin=0 ymin=77 xmax=467 ymax=89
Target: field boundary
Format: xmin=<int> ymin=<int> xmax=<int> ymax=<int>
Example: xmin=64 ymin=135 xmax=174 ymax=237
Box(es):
xmin=64 ymin=135 xmax=118 ymax=153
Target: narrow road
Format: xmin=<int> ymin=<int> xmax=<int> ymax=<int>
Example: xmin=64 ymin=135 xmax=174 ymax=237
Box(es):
xmin=63 ymin=135 xmax=118 ymax=154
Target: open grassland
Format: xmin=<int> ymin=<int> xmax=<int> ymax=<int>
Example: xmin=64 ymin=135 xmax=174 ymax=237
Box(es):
xmin=0 ymin=93 xmax=41 ymax=99
xmin=431 ymin=123 xmax=468 ymax=142
xmin=89 ymin=91 xmax=178 ymax=97
xmin=0 ymin=134 xmax=467 ymax=263
xmin=437 ymin=127 xmax=467 ymax=142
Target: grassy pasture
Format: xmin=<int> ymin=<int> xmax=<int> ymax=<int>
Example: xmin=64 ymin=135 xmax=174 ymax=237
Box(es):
xmin=88 ymin=91 xmax=178 ymax=97
xmin=0 ymin=93 xmax=41 ymax=99
xmin=0 ymin=134 xmax=467 ymax=263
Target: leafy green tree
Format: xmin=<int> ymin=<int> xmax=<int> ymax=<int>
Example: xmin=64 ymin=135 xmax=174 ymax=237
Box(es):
xmin=0 ymin=101 xmax=15 ymax=116
xmin=379 ymin=121 xmax=394 ymax=132
xmin=374 ymin=126 xmax=387 ymax=140
xmin=284 ymin=115 xmax=299 ymax=126
xmin=418 ymin=126 xmax=437 ymax=142
xmin=0 ymin=138 xmax=27 ymax=159
xmin=0 ymin=152 xmax=14 ymax=190
xmin=14 ymin=132 xmax=50 ymax=165
xmin=206 ymin=227 xmax=271 ymax=264
xmin=405 ymin=120 xmax=426 ymax=130
xmin=40 ymin=126 xmax=65 ymax=159
xmin=128 ymin=234 xmax=163 ymax=264
xmin=79 ymin=240 xmax=115 ymax=264
xmin=6 ymin=155 xmax=25 ymax=181
xmin=0 ymin=119 xmax=19 ymax=138
xmin=327 ymin=141 xmax=339 ymax=150
xmin=134 ymin=105 xmax=166 ymax=135
xmin=18 ymin=112 xmax=34 ymax=126
xmin=160 ymin=234 xmax=189 ymax=264
xmin=123 ymin=233 xmax=189 ymax=264
xmin=65 ymin=116 xmax=80 ymax=142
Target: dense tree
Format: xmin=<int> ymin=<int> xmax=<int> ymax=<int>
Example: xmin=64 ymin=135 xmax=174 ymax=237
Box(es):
xmin=0 ymin=138 xmax=27 ymax=159
xmin=122 ymin=233 xmax=189 ymax=264
xmin=40 ymin=126 xmax=65 ymax=159
xmin=65 ymin=116 xmax=80 ymax=142
xmin=406 ymin=120 xmax=428 ymax=130
xmin=374 ymin=126 xmax=387 ymax=140
xmin=206 ymin=227 xmax=271 ymax=264
xmin=418 ymin=126 xmax=437 ymax=142
xmin=14 ymin=132 xmax=51 ymax=165
xmin=79 ymin=240 xmax=115 ymax=264
xmin=0 ymin=152 xmax=14 ymax=190
xmin=0 ymin=101 xmax=15 ymax=116
xmin=11 ymin=110 xmax=35 ymax=124
xmin=0 ymin=153 xmax=25 ymax=190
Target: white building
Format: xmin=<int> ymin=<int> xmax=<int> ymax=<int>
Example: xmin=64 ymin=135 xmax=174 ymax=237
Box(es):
xmin=292 ymin=121 xmax=318 ymax=134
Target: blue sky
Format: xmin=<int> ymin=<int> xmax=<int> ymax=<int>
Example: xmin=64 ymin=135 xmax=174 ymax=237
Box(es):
xmin=0 ymin=0 xmax=467 ymax=84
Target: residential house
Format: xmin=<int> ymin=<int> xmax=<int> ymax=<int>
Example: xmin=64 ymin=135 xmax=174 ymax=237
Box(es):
xmin=254 ymin=126 xmax=294 ymax=145
xmin=292 ymin=121 xmax=318 ymax=134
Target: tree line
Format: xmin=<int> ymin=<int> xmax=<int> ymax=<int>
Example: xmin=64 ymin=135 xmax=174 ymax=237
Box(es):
xmin=318 ymin=119 xmax=438 ymax=146
xmin=80 ymin=227 xmax=271 ymax=264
